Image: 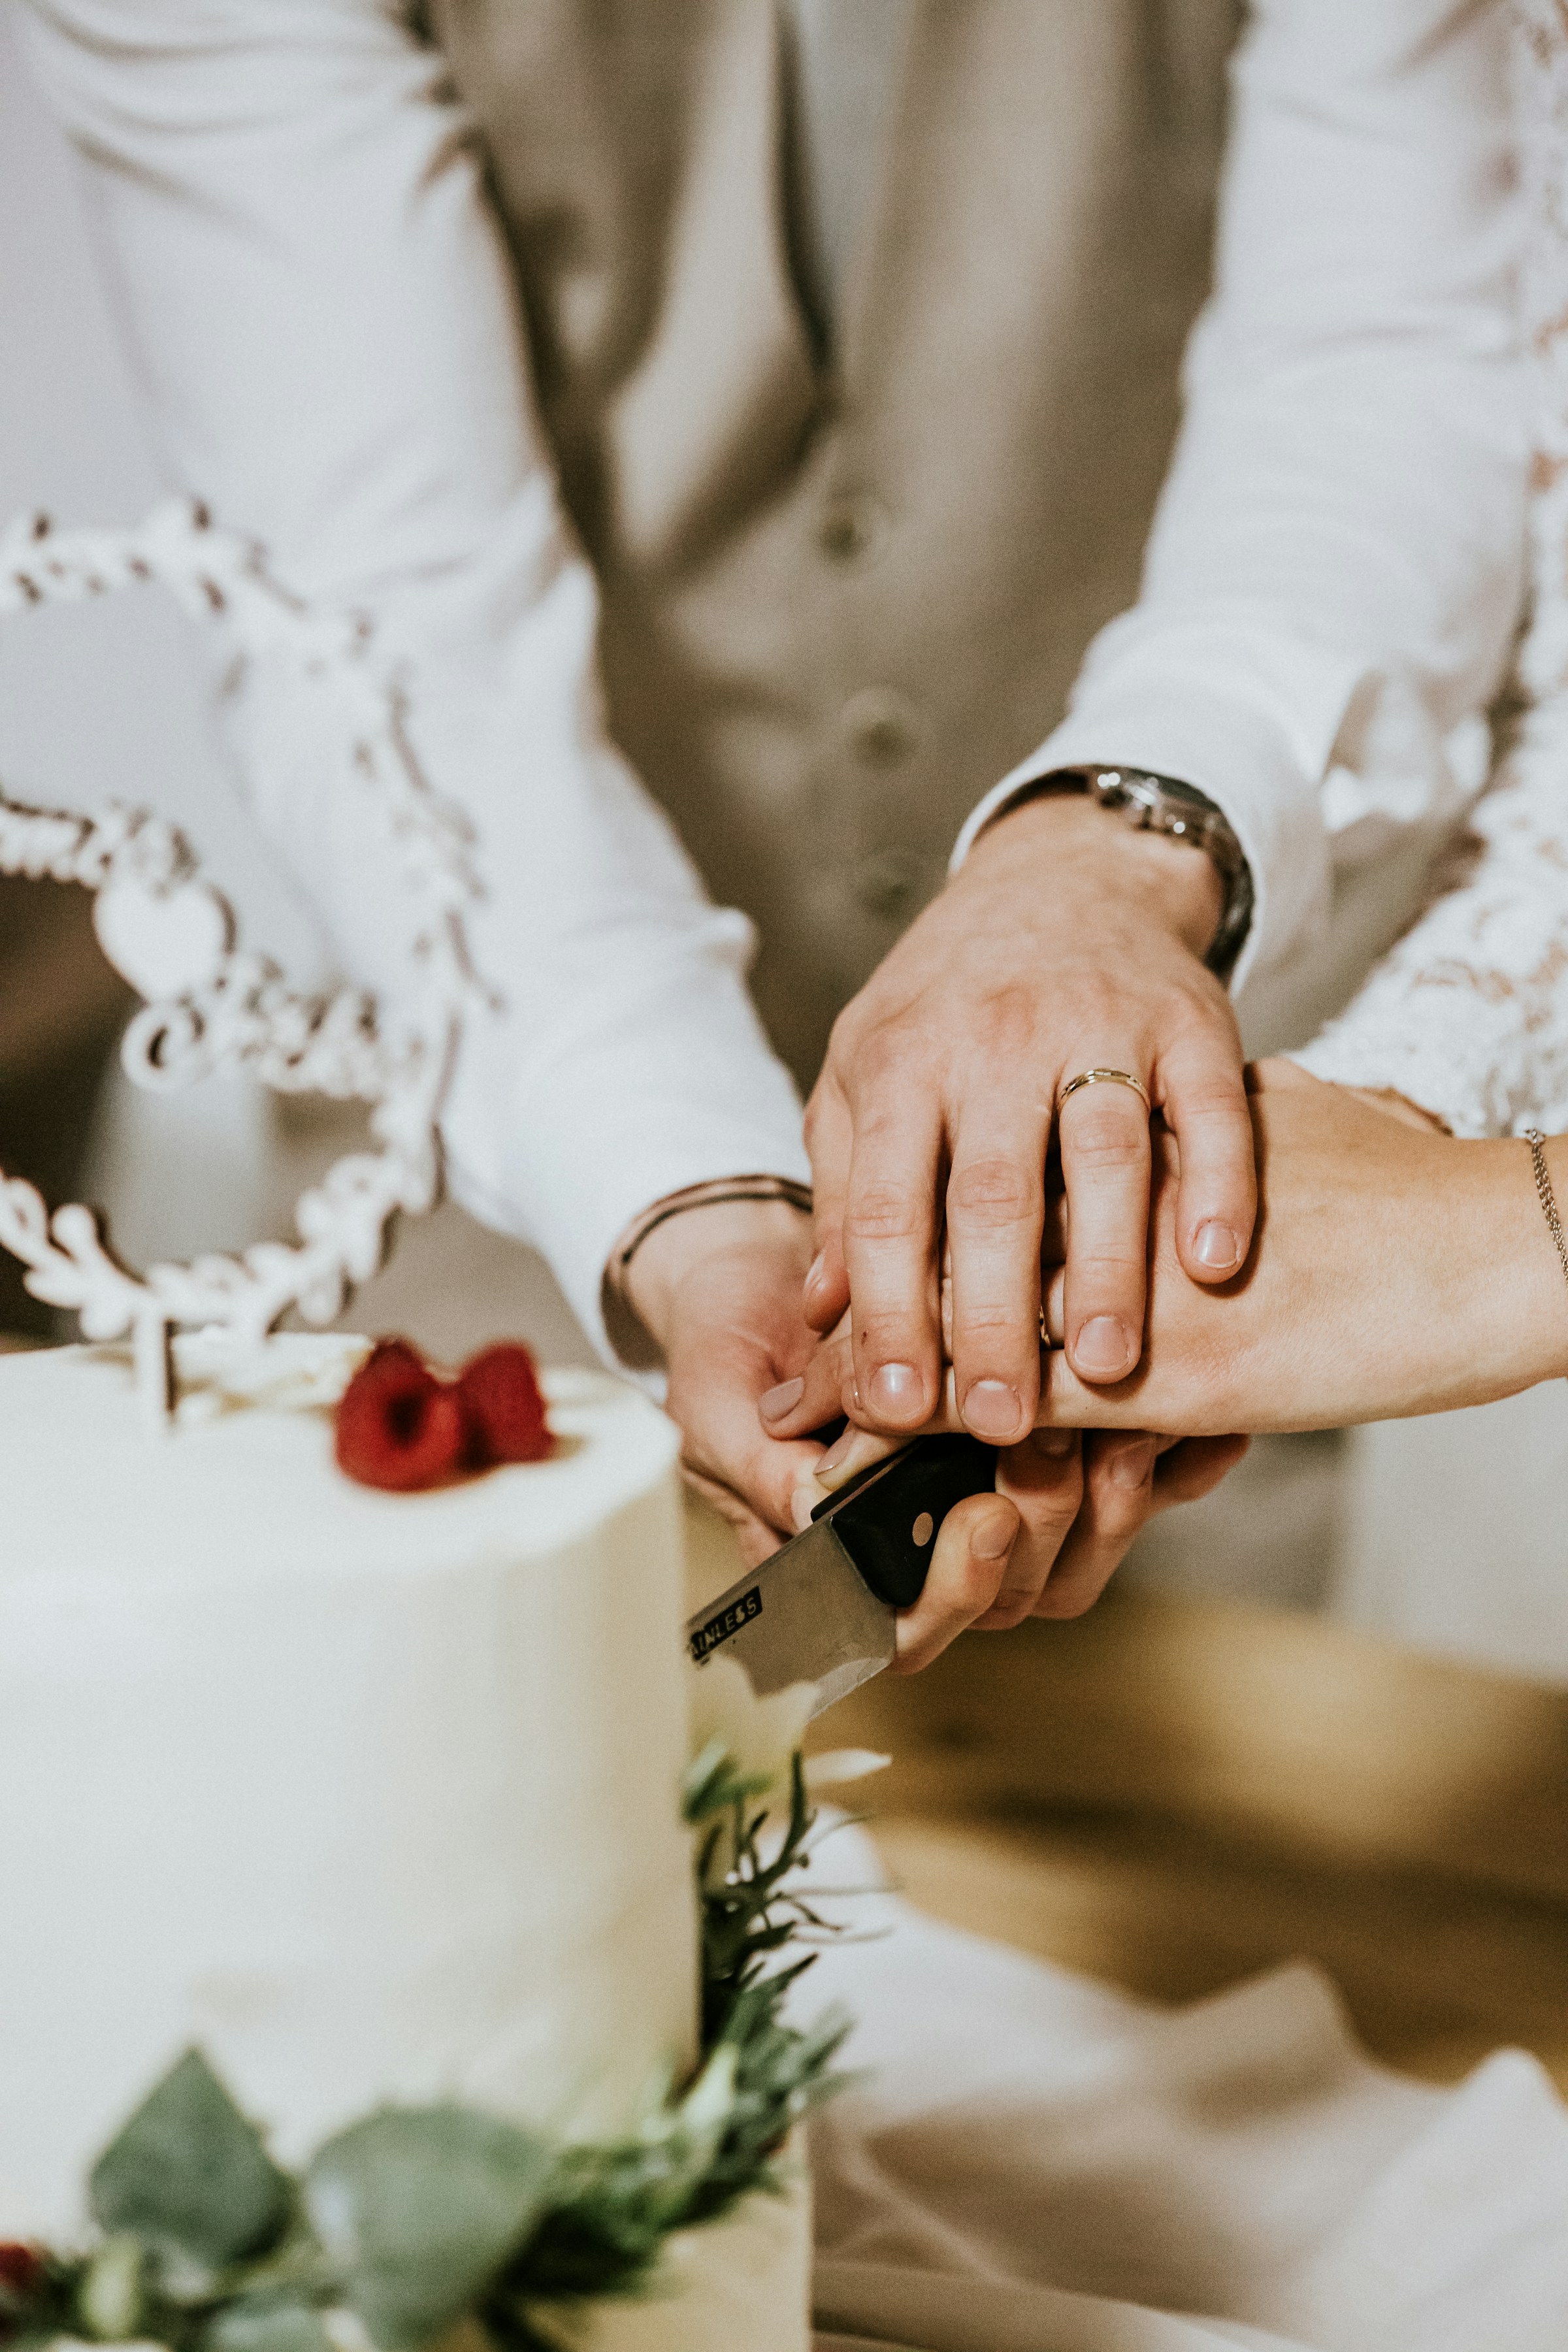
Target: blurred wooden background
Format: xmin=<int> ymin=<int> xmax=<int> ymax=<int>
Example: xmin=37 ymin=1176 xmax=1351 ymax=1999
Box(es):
xmin=685 ymin=1505 xmax=1568 ymax=2093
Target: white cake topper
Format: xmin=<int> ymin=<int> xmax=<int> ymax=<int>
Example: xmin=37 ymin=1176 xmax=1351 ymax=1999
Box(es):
xmin=0 ymin=500 xmax=485 ymax=1427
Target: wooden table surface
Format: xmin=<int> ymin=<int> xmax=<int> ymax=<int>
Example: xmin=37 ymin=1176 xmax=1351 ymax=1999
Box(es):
xmin=685 ymin=1502 xmax=1568 ymax=2094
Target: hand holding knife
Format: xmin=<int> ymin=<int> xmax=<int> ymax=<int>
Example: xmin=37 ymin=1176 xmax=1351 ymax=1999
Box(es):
xmin=686 ymin=1433 xmax=998 ymax=1719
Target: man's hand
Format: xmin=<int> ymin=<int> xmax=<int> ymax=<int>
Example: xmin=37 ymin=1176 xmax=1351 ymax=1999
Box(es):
xmin=623 ymin=1196 xmax=1033 ymax=1656
xmin=802 ymin=792 xmax=1254 ymax=1445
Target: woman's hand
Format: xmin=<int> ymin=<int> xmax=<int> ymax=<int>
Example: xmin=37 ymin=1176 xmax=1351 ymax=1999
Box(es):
xmin=764 ymin=1309 xmax=1246 ymax=1634
xmin=628 ymin=1199 xmax=1133 ymax=1666
xmin=825 ymin=1421 xmax=1247 ymax=1657
xmin=1031 ymin=1058 xmax=1568 ymax=1434
xmin=1030 ymin=1063 xmax=1568 ymax=1429
xmin=772 ymin=1059 xmax=1568 ymax=1445
xmin=623 ymin=1198 xmax=830 ymax=1563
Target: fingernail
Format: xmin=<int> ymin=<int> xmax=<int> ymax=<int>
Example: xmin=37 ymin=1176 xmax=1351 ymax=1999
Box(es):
xmin=962 ymin=1379 xmax=1024 ymax=1443
xmin=972 ymin=1507 xmax=1017 ymax=1561
xmin=815 ymin=1428 xmax=856 ymax=1479
xmin=868 ymin=1362 xmax=923 ymax=1419
xmin=1032 ymin=1426 xmax=1076 ymax=1459
xmin=1075 ymin=1316 xmax=1135 ymax=1377
xmin=1109 ymin=1436 xmax=1157 ymax=1491
xmin=1194 ymin=1220 xmax=1240 ymax=1271
xmin=759 ymin=1376 xmax=805 ymax=1424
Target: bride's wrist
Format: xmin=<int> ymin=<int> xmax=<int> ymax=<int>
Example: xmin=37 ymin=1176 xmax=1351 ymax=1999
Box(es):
xmin=621 ymin=1198 xmax=813 ymax=1354
xmin=1458 ymin=1133 xmax=1568 ymax=1399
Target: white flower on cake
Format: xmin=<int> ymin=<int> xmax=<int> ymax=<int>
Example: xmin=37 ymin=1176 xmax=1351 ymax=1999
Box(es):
xmin=685 ymin=1658 xmax=889 ymax=1892
xmin=687 ymin=1654 xmax=819 ymax=1801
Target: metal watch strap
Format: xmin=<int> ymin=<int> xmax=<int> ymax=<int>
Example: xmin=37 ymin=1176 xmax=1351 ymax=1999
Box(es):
xmin=1020 ymin=765 xmax=1254 ymax=981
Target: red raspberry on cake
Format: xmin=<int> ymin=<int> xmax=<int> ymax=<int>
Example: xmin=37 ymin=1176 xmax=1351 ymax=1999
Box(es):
xmin=335 ymin=1338 xmax=472 ymax=1490
xmin=335 ymin=1337 xmax=554 ymax=1489
xmin=457 ymin=1343 xmax=553 ymax=1465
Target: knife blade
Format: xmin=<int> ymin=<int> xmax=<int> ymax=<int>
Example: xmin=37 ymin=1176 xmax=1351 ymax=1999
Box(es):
xmin=685 ymin=1432 xmax=998 ymax=1718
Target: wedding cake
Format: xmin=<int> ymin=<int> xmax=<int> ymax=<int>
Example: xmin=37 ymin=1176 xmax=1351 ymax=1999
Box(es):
xmin=0 ymin=510 xmax=815 ymax=2351
xmin=0 ymin=1336 xmax=692 ymax=2225
xmin=0 ymin=1337 xmax=812 ymax=2351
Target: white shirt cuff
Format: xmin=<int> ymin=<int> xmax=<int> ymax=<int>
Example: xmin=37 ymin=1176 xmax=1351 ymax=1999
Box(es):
xmin=951 ymin=625 xmax=1373 ymax=995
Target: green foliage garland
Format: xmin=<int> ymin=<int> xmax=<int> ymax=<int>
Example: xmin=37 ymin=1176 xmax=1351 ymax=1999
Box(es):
xmin=0 ymin=1756 xmax=849 ymax=2352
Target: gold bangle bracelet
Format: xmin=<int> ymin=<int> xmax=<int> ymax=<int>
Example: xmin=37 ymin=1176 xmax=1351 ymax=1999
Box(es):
xmin=606 ymin=1174 xmax=813 ymax=1307
xmin=1524 ymin=1129 xmax=1568 ymax=1300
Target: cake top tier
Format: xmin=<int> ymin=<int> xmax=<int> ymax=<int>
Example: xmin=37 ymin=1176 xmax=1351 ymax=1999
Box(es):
xmin=0 ymin=1339 xmax=675 ymax=1588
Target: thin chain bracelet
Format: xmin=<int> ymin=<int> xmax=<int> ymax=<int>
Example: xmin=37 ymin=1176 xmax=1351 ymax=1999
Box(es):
xmin=1523 ymin=1129 xmax=1568 ymax=1300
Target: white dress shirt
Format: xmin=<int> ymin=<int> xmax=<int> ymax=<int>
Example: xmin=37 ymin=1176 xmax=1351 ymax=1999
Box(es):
xmin=20 ymin=0 xmax=1527 ymax=1358
xmin=958 ymin=0 xmax=1527 ymax=1004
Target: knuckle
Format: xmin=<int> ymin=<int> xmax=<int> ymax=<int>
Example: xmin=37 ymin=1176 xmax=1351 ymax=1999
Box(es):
xmin=854 ymin=1307 xmax=923 ymax=1358
xmin=977 ymin=1595 xmax=1035 ymax=1633
xmin=1036 ymin=1571 xmax=1103 ymax=1621
xmin=948 ymin=1154 xmax=1036 ymax=1227
xmin=1061 ymin=1119 xmax=1147 ymax=1175
xmin=1017 ymin=1497 xmax=1080 ymax=1556
xmin=1168 ymin=1081 xmax=1250 ymax=1128
xmin=844 ymin=1184 xmax=926 ymax=1246
xmin=953 ymin=1301 xmax=1031 ymax=1347
xmin=850 ymin=1020 xmax=919 ymax=1098
xmin=1070 ymin=1245 xmax=1147 ymax=1286
xmin=972 ymin=983 xmax=1038 ymax=1055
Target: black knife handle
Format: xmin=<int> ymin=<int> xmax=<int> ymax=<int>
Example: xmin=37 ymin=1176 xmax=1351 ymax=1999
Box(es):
xmin=811 ymin=1433 xmax=998 ymax=1609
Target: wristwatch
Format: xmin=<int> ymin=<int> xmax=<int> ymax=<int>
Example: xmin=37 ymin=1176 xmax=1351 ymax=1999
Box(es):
xmin=1018 ymin=766 xmax=1254 ymax=981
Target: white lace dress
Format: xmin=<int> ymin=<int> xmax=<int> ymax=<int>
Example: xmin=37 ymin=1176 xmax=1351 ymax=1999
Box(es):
xmin=1292 ymin=3 xmax=1568 ymax=1134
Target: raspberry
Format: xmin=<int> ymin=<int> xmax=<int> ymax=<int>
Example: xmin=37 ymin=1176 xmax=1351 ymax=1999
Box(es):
xmin=335 ymin=1338 xmax=474 ymax=1491
xmin=457 ymin=1343 xmax=553 ymax=1465
xmin=0 ymin=2248 xmax=41 ymax=2305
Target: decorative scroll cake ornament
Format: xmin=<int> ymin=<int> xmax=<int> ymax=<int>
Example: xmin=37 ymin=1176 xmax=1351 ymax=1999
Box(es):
xmin=0 ymin=501 xmax=485 ymax=1424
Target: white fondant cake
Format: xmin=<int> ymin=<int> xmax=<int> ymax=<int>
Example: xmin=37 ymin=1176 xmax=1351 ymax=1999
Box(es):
xmin=0 ymin=1337 xmax=697 ymax=2238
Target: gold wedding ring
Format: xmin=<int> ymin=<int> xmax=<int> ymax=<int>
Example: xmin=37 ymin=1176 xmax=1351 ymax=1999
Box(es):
xmin=1056 ymin=1067 xmax=1151 ymax=1113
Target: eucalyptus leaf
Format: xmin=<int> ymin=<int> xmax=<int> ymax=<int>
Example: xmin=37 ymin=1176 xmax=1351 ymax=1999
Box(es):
xmin=306 ymin=2107 xmax=553 ymax=2352
xmin=90 ymin=2050 xmax=292 ymax=2266
xmin=204 ymin=2298 xmax=335 ymax=2352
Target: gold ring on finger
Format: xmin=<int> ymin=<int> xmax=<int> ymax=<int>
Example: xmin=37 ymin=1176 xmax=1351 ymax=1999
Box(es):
xmin=1056 ymin=1066 xmax=1151 ymax=1114
xmin=1038 ymin=1307 xmax=1053 ymax=1352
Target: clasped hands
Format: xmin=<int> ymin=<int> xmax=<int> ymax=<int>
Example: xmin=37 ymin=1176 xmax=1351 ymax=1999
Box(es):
xmin=628 ymin=794 xmax=1547 ymax=1673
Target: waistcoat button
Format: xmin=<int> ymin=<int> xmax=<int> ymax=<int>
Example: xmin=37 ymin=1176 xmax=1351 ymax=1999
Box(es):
xmin=851 ymin=846 xmax=926 ymax=919
xmin=840 ymin=687 xmax=921 ymax=768
xmin=817 ymin=497 xmax=887 ymax=564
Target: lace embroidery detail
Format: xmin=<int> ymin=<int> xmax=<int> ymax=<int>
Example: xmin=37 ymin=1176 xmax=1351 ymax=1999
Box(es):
xmin=1296 ymin=5 xmax=1568 ymax=1135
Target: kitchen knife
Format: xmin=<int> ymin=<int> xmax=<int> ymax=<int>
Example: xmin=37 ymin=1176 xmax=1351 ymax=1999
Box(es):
xmin=686 ymin=1432 xmax=998 ymax=1718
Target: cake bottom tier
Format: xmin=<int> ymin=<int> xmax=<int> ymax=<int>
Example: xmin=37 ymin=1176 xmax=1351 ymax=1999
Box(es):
xmin=527 ymin=2147 xmax=812 ymax=2352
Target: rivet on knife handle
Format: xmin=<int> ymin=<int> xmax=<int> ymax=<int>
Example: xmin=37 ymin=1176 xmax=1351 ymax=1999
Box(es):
xmin=812 ymin=1433 xmax=998 ymax=1608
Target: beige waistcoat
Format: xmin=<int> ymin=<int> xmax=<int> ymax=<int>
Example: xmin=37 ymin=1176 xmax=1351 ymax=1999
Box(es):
xmin=433 ymin=0 xmax=1241 ymax=1090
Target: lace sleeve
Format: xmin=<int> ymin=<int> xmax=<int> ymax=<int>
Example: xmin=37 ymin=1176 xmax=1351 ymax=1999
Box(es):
xmin=1294 ymin=2 xmax=1568 ymax=1139
xmin=1290 ymin=708 xmax=1568 ymax=1136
